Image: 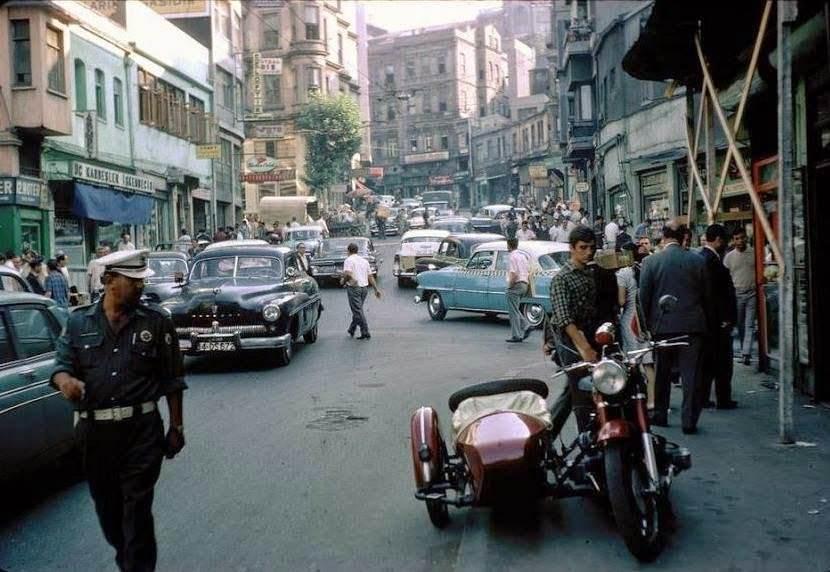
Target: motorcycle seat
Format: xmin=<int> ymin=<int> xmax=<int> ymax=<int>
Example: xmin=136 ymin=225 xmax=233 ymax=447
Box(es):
xmin=448 ymin=378 xmax=548 ymax=412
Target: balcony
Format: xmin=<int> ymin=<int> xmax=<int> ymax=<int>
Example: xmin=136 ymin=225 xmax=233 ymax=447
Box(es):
xmin=562 ymin=19 xmax=593 ymax=91
xmin=564 ymin=118 xmax=596 ymax=162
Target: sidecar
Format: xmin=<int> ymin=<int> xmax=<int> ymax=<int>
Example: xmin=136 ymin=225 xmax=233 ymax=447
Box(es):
xmin=410 ymin=379 xmax=551 ymax=527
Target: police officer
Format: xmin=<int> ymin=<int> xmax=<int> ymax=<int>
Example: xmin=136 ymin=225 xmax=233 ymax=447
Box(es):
xmin=50 ymin=249 xmax=187 ymax=572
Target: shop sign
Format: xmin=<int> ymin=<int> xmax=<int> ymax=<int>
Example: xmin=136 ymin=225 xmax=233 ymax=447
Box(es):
xmin=192 ymin=187 xmax=211 ymax=201
xmin=529 ymin=165 xmax=547 ymax=179
xmin=84 ymin=111 xmax=98 ymax=159
xmin=144 ymin=0 xmax=210 ymax=18
xmin=403 ymin=151 xmax=450 ymax=165
xmin=252 ymin=52 xmax=264 ymax=116
xmin=352 ymin=167 xmax=384 ymax=179
xmin=260 ymin=58 xmax=282 ymax=75
xmin=71 ymin=161 xmax=156 ymax=194
xmin=429 ymin=175 xmax=453 ymax=186
xmin=575 ymin=181 xmax=590 ymax=193
xmin=242 ymin=169 xmax=296 ymax=183
xmin=80 ymin=1 xmax=126 ymax=26
xmin=196 ymin=144 xmax=222 ymax=159
xmin=246 ymin=156 xmax=278 ymax=173
xmin=253 ymin=0 xmax=283 ymax=6
xmin=254 ymin=125 xmax=285 ymax=138
xmin=0 ymin=176 xmax=46 ymax=207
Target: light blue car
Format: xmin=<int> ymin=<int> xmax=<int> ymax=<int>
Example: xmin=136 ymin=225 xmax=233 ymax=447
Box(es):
xmin=414 ymin=240 xmax=571 ymax=327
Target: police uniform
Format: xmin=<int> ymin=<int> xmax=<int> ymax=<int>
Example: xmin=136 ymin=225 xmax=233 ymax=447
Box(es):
xmin=50 ymin=250 xmax=186 ymax=572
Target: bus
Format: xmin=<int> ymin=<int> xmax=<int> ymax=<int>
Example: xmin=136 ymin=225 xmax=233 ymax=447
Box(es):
xmin=420 ymin=190 xmax=455 ymax=215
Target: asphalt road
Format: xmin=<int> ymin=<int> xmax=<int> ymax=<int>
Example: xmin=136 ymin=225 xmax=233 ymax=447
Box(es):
xmin=1 ymin=238 xmax=827 ymax=571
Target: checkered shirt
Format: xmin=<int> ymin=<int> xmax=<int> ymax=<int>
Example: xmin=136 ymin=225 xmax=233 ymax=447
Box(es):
xmin=45 ymin=271 xmax=70 ymax=307
xmin=548 ymin=260 xmax=597 ymax=337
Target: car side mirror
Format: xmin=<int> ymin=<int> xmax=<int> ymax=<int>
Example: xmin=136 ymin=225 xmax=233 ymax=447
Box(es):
xmin=286 ymin=267 xmax=299 ymax=278
xmin=174 ymin=271 xmax=185 ymax=284
xmin=658 ymin=294 xmax=678 ymax=313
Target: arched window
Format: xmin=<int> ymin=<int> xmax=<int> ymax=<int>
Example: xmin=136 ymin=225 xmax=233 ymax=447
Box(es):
xmin=95 ymin=68 xmax=106 ymax=120
xmin=74 ymin=59 xmax=86 ymax=111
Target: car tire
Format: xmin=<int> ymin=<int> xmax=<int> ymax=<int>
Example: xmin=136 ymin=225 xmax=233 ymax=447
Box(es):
xmin=303 ymin=324 xmax=318 ymax=344
xmin=276 ymin=335 xmax=294 ymax=366
xmin=522 ymin=303 xmax=545 ymax=329
xmin=397 ymin=277 xmax=409 ymax=288
xmin=427 ymin=292 xmax=447 ymax=321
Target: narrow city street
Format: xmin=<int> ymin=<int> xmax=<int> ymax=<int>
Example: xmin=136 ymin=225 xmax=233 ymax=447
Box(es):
xmin=1 ymin=239 xmax=828 ymax=572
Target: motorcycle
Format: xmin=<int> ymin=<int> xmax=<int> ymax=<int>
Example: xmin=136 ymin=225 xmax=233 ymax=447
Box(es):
xmin=409 ymin=301 xmax=692 ymax=561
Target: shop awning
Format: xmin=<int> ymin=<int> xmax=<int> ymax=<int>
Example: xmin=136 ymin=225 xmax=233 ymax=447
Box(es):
xmin=72 ymin=182 xmax=154 ymax=225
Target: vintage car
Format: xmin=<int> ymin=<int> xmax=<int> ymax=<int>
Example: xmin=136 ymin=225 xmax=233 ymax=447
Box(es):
xmin=406 ymin=207 xmax=439 ymax=230
xmin=0 ymin=266 xmax=30 ymax=292
xmin=430 ymin=217 xmax=473 ymax=234
xmin=393 ymin=229 xmax=450 ymax=287
xmin=143 ymin=251 xmax=190 ymax=304
xmin=470 ymin=205 xmax=527 ymax=234
xmin=160 ymin=244 xmax=322 ymax=366
xmin=203 ymin=239 xmax=269 ymax=252
xmin=282 ymin=225 xmax=325 ymax=255
xmin=310 ymin=237 xmax=379 ymax=284
xmin=370 ymin=207 xmax=401 ymax=237
xmin=414 ymin=240 xmax=570 ymax=327
xmin=0 ymin=292 xmax=73 ymax=482
xmin=414 ymin=232 xmax=504 ymax=274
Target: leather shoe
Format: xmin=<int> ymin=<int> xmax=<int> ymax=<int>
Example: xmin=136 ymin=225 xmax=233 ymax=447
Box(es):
xmin=505 ymin=337 xmax=523 ymax=343
xmin=742 ymin=355 xmax=751 ymax=366
xmin=717 ymin=400 xmax=738 ymax=410
xmin=357 ymin=334 xmax=371 ymax=340
xmin=522 ymin=327 xmax=532 ymax=340
xmin=347 ymin=329 xmax=355 ymax=338
xmin=682 ymin=426 xmax=698 ymax=435
xmin=649 ymin=414 xmax=669 ymax=427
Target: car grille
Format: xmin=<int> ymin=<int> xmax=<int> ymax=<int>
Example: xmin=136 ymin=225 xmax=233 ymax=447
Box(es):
xmin=177 ymin=325 xmax=269 ymax=337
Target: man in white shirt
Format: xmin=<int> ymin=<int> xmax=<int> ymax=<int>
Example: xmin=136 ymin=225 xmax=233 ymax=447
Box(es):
xmin=86 ymin=244 xmax=110 ymax=301
xmin=341 ymin=242 xmax=381 ymax=340
xmin=604 ymin=218 xmax=620 ymax=250
xmin=296 ymin=243 xmax=312 ymax=276
xmin=117 ymin=232 xmax=136 ymax=251
xmin=516 ymin=220 xmax=536 ymax=241
xmin=505 ymin=238 xmax=532 ymax=343
xmin=723 ymin=227 xmax=756 ymax=365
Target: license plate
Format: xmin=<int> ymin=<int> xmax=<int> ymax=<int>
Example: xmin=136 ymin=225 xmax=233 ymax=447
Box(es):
xmin=197 ymin=340 xmax=236 ymax=352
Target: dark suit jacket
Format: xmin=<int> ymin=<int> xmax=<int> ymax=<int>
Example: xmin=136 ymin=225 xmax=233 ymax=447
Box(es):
xmin=638 ymin=243 xmax=713 ymax=335
xmin=297 ymin=254 xmax=312 ymax=275
xmin=699 ymin=247 xmax=737 ymax=329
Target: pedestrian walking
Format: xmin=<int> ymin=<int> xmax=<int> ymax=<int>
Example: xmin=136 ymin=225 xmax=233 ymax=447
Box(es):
xmin=341 ymin=242 xmax=381 ymax=340
xmin=699 ymin=224 xmax=738 ymax=409
xmin=45 ymin=259 xmax=70 ymax=307
xmin=50 ymin=249 xmax=186 ymax=572
xmin=604 ymin=217 xmax=620 ymax=251
xmin=723 ymin=227 xmax=756 ymax=365
xmin=639 ymin=219 xmax=714 ymax=434
xmin=25 ymin=257 xmax=46 ymax=295
xmin=87 ymin=244 xmax=110 ymax=302
xmin=505 ymin=238 xmax=532 ymax=343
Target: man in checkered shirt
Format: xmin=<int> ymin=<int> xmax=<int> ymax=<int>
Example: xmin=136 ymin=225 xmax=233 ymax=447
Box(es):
xmin=544 ymin=225 xmax=619 ymax=437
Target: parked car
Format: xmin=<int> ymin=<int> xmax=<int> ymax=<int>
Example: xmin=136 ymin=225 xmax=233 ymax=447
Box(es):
xmin=143 ymin=251 xmax=190 ymax=304
xmin=470 ymin=205 xmax=527 ymax=234
xmin=414 ymin=240 xmax=570 ymax=327
xmin=282 ymin=226 xmax=325 ymax=255
xmin=430 ymin=217 xmax=473 ymax=234
xmin=0 ymin=267 xmax=30 ymax=292
xmin=0 ymin=292 xmax=73 ymax=482
xmin=311 ymin=237 xmax=379 ymax=284
xmin=393 ymin=229 xmax=450 ymax=287
xmin=414 ymin=233 xmax=504 ymax=274
xmin=160 ymin=244 xmax=322 ymax=366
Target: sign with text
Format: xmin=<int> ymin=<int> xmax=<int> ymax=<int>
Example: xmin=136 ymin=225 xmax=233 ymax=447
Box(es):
xmin=529 ymin=165 xmax=548 ymax=179
xmin=575 ymin=181 xmax=590 ymax=193
xmin=0 ymin=177 xmax=46 ymax=207
xmin=81 ymin=1 xmax=126 ymax=25
xmin=254 ymin=125 xmax=286 ymax=138
xmin=242 ymin=169 xmax=296 ymax=183
xmin=259 ymin=58 xmax=282 ymax=75
xmin=143 ymin=0 xmax=209 ymax=18
xmin=252 ymin=52 xmax=264 ymax=115
xmin=246 ymin=156 xmax=278 ymax=173
xmin=403 ymin=150 xmax=450 ymax=165
xmin=352 ymin=166 xmax=384 ymax=179
xmin=196 ymin=144 xmax=221 ymax=159
xmin=84 ymin=111 xmax=98 ymax=159
xmin=429 ymin=175 xmax=453 ymax=186
xmin=72 ymin=161 xmax=156 ymax=194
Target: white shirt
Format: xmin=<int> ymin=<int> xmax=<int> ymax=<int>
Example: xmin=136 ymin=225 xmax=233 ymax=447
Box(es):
xmin=724 ymin=246 xmax=755 ymax=290
xmin=117 ymin=241 xmax=135 ymax=251
xmin=516 ymin=228 xmax=536 ymax=241
xmin=290 ymin=221 xmax=301 ymax=228
xmin=604 ymin=221 xmax=620 ymax=246
xmin=550 ymin=226 xmax=569 ymax=243
xmin=343 ymin=253 xmax=371 ymax=287
xmin=87 ymin=258 xmax=105 ymax=292
xmin=3 ymin=260 xmax=20 ymax=274
xmin=507 ymin=250 xmax=530 ymax=285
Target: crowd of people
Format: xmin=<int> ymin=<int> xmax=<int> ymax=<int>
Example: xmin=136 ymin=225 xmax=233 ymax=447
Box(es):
xmin=2 ymin=248 xmax=75 ymax=307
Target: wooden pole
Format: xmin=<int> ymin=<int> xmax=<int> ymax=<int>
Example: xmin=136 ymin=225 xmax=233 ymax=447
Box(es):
xmin=684 ymin=105 xmax=714 ymax=219
xmin=711 ymin=0 xmax=774 ymax=215
xmin=705 ymin=86 xmax=717 ymax=224
xmin=694 ymin=35 xmax=785 ymax=271
xmin=685 ymin=84 xmax=709 ymax=223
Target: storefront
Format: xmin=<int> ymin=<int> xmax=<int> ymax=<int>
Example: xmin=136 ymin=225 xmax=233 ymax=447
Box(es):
xmin=0 ymin=176 xmax=53 ymax=257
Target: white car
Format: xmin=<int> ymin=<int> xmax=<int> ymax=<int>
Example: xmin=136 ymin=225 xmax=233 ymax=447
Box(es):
xmin=392 ymin=229 xmax=450 ymax=287
xmin=407 ymin=207 xmax=439 ymax=230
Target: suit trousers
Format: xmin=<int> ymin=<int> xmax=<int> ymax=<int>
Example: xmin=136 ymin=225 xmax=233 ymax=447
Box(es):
xmin=703 ymin=328 xmax=734 ymax=405
xmin=347 ymin=286 xmax=369 ymax=335
xmin=735 ymin=288 xmax=756 ymax=358
xmin=506 ymin=282 xmax=529 ymax=339
xmin=654 ymin=334 xmax=705 ymax=430
xmin=76 ymin=412 xmax=165 ymax=572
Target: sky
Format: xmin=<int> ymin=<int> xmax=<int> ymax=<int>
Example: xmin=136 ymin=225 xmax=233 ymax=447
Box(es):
xmin=363 ymin=0 xmax=503 ymax=33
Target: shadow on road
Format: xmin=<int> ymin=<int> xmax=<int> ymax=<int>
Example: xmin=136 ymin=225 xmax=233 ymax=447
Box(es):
xmin=184 ymin=351 xmax=297 ymax=374
xmin=0 ymin=457 xmax=84 ymax=529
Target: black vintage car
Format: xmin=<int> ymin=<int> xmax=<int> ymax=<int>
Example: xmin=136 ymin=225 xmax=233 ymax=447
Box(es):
xmin=160 ymin=245 xmax=322 ymax=366
xmin=414 ymin=233 xmax=504 ymax=274
xmin=310 ymin=237 xmax=379 ymax=285
xmin=143 ymin=251 xmax=189 ymax=304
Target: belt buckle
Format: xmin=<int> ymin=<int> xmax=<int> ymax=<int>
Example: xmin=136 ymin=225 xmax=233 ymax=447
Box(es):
xmin=112 ymin=407 xmax=123 ymax=421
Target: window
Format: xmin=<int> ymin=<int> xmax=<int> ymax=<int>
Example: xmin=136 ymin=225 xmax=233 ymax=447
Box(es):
xmin=422 ymin=93 xmax=431 ymax=113
xmin=218 ymin=68 xmax=234 ymax=108
xmin=95 ymin=69 xmax=106 ymax=120
xmin=387 ymin=139 xmax=398 ymax=158
xmin=460 ymin=52 xmax=466 ymax=75
xmin=216 ymin=139 xmax=233 ymax=197
xmin=306 ymin=67 xmax=321 ymax=91
xmin=460 ymin=90 xmax=467 ymax=112
xmin=188 ymin=95 xmax=206 ymax=143
xmin=232 ymin=11 xmax=241 ymax=48
xmin=8 ymin=307 xmax=57 ymax=360
xmin=410 ymin=138 xmax=418 ymax=152
xmin=406 ymin=60 xmax=415 ymax=79
xmin=265 ymin=140 xmax=277 ymax=158
xmin=113 ymin=78 xmax=123 ymax=126
xmin=579 ymin=84 xmax=592 ymax=120
xmin=486 ymin=139 xmax=494 ymax=159
xmin=438 ymin=91 xmax=447 ymax=112
xmin=437 ymin=55 xmax=446 ymax=74
xmin=479 ymin=106 xmax=485 ymax=118
xmin=425 ymin=136 xmax=433 ymax=151
xmin=488 ymin=62 xmax=494 ymax=81
xmin=264 ymin=75 xmax=281 ymax=109
xmin=440 ymin=135 xmax=448 ymax=150
xmin=304 ymin=5 xmax=320 ymax=40
xmin=385 ymin=64 xmax=395 ymax=85
xmin=479 ymin=69 xmax=484 ymax=80
xmin=216 ymin=0 xmax=231 ymax=38
xmin=263 ymin=12 xmax=280 ymax=49
xmin=46 ymin=27 xmax=65 ymax=93
xmin=338 ymin=34 xmax=344 ymax=65
xmin=387 ymin=104 xmax=395 ymax=120
xmin=74 ymin=59 xmax=87 ymax=110
xmin=138 ymin=67 xmax=195 ymax=140
xmin=11 ymin=20 xmax=31 ymax=86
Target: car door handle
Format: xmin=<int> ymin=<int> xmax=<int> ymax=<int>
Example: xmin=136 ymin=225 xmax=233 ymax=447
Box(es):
xmin=19 ymin=369 xmax=36 ymax=378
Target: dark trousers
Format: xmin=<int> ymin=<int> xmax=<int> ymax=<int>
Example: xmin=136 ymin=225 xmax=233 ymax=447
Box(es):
xmin=549 ymin=340 xmax=595 ymax=439
xmin=347 ymin=286 xmax=369 ymax=335
xmin=703 ymin=328 xmax=734 ymax=405
xmin=654 ymin=334 xmax=705 ymax=430
xmin=76 ymin=412 xmax=165 ymax=572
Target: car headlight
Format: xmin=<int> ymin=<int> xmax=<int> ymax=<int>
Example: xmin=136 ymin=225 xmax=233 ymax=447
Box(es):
xmin=262 ymin=304 xmax=280 ymax=322
xmin=591 ymin=360 xmax=627 ymax=395
xmin=427 ymin=263 xmax=437 ymax=271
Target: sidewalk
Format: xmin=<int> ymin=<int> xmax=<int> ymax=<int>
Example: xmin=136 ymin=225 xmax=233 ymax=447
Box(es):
xmin=659 ymin=361 xmax=830 ymax=571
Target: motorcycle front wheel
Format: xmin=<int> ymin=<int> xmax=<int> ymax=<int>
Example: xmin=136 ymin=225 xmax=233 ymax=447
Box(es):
xmin=604 ymin=441 xmax=665 ymax=561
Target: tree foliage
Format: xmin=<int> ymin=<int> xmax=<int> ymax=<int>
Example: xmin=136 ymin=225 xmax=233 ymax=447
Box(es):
xmin=296 ymin=94 xmax=362 ymax=195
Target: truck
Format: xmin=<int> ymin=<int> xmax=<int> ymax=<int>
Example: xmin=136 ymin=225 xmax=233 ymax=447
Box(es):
xmin=420 ymin=190 xmax=455 ymax=216
xmin=258 ymin=196 xmax=320 ymax=226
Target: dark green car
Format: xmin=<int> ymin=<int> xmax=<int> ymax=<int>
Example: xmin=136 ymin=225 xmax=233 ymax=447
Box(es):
xmin=0 ymin=292 xmax=72 ymax=482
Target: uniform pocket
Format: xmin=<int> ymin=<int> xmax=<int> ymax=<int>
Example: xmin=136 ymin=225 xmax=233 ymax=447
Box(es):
xmin=130 ymin=342 xmax=158 ymax=375
xmin=73 ymin=332 xmax=104 ymax=370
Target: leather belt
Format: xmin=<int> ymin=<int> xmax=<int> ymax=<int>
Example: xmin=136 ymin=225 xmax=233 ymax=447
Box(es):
xmin=77 ymin=401 xmax=157 ymax=422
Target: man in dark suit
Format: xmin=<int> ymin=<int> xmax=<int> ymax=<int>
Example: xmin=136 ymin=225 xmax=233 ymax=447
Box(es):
xmin=639 ymin=219 xmax=713 ymax=434
xmin=699 ymin=224 xmax=738 ymax=409
xmin=296 ymin=243 xmax=313 ymax=276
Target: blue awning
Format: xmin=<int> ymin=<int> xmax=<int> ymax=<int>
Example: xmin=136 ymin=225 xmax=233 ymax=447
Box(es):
xmin=72 ymin=182 xmax=154 ymax=225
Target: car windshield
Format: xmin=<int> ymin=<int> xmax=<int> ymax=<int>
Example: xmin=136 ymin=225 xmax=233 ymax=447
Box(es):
xmin=287 ymin=230 xmax=321 ymax=240
xmin=403 ymin=236 xmax=442 ymax=243
xmin=321 ymin=239 xmax=368 ymax=255
xmin=191 ymin=256 xmax=283 ymax=279
xmin=147 ymin=258 xmax=187 ymax=280
xmin=432 ymin=222 xmax=470 ymax=233
xmin=537 ymin=251 xmax=569 ymax=270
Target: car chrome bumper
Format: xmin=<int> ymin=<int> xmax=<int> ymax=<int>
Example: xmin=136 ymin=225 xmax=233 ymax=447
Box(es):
xmin=180 ymin=333 xmax=292 ymax=352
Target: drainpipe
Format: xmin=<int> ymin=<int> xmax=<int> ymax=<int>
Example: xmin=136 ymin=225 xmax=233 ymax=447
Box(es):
xmin=123 ymin=52 xmax=136 ymax=169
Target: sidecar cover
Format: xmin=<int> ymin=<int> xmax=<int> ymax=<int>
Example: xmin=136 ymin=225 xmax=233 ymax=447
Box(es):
xmin=451 ymin=390 xmax=551 ymax=436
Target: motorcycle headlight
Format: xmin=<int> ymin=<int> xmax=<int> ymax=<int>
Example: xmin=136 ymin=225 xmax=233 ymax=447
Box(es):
xmin=262 ymin=304 xmax=280 ymax=322
xmin=591 ymin=360 xmax=627 ymax=395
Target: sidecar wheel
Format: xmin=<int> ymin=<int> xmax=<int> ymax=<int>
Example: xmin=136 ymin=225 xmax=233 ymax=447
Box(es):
xmin=426 ymin=499 xmax=450 ymax=528
xmin=604 ymin=441 xmax=664 ymax=562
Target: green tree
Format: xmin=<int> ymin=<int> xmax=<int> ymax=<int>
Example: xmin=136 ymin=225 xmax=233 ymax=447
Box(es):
xmin=296 ymin=93 xmax=362 ymax=197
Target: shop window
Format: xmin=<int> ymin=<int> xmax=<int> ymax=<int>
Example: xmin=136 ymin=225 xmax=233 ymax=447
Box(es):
xmin=95 ymin=69 xmax=107 ymax=120
xmin=11 ymin=19 xmax=31 ymax=86
xmin=74 ymin=59 xmax=87 ymax=111
xmin=113 ymin=78 xmax=124 ymax=126
xmin=46 ymin=26 xmax=65 ymax=93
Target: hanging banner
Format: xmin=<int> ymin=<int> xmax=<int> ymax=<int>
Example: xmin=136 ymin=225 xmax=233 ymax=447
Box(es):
xmin=242 ymin=169 xmax=296 ymax=183
xmin=252 ymin=52 xmax=264 ymax=116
